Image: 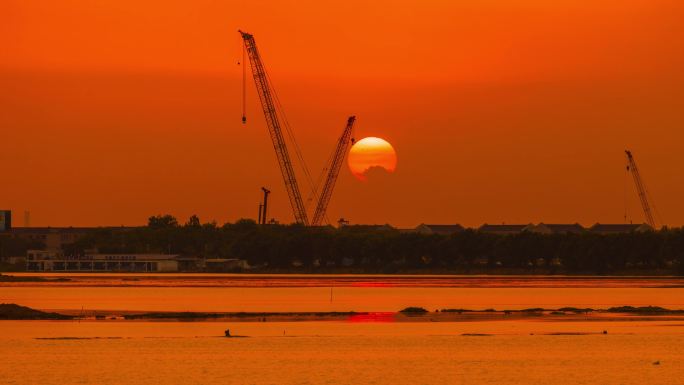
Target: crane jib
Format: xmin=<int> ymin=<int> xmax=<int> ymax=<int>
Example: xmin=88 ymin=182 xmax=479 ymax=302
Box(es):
xmin=240 ymin=30 xmax=309 ymax=225
xmin=311 ymin=116 xmax=356 ymax=226
xmin=625 ymin=150 xmax=657 ymax=228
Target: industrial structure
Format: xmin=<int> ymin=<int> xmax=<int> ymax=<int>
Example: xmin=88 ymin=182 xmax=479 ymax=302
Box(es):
xmin=625 ymin=150 xmax=660 ymax=228
xmin=258 ymin=187 xmax=270 ymax=225
xmin=239 ymin=30 xmax=310 ymax=225
xmin=239 ymin=30 xmax=356 ymax=226
xmin=312 ymin=116 xmax=356 ymax=226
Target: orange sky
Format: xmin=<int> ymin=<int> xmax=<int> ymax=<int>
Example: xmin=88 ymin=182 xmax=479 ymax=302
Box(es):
xmin=2 ymin=0 xmax=683 ymax=228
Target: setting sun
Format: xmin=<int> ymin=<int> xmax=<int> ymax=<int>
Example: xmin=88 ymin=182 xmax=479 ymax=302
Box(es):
xmin=348 ymin=137 xmax=397 ymax=181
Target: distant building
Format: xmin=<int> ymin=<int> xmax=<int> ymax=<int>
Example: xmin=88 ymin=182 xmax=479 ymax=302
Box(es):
xmin=527 ymin=223 xmax=585 ymax=234
xmin=5 ymin=226 xmax=139 ymax=250
xmin=341 ymin=257 xmax=355 ymax=267
xmin=415 ymin=224 xmax=465 ymax=235
xmin=339 ymin=224 xmax=395 ymax=232
xmin=176 ymin=256 xmax=205 ymax=272
xmin=588 ymin=223 xmax=654 ymax=234
xmin=0 ymin=255 xmax=25 ymax=265
xmin=0 ymin=210 xmax=11 ymax=232
xmin=290 ymin=259 xmax=304 ymax=268
xmin=478 ymin=224 xmax=530 ymax=235
xmin=8 ymin=227 xmax=92 ymax=250
xmin=204 ymin=258 xmax=250 ymax=272
xmin=26 ymin=251 xmax=180 ymax=272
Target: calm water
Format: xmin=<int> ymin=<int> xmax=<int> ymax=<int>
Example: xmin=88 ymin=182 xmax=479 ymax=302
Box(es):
xmin=2 ymin=275 xmax=684 ymax=384
xmin=3 ymin=274 xmax=684 ymax=312
xmin=1 ymin=321 xmax=683 ymax=385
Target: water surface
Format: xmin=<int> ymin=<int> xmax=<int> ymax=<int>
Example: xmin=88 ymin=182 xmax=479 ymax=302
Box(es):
xmin=3 ymin=274 xmax=684 ymax=312
xmin=1 ymin=320 xmax=682 ymax=385
xmin=3 ymin=275 xmax=684 ymax=384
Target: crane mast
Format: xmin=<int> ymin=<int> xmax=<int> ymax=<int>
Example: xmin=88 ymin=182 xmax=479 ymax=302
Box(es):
xmin=625 ymin=150 xmax=656 ymax=227
xmin=312 ymin=116 xmax=356 ymax=226
xmin=239 ymin=30 xmax=309 ymax=225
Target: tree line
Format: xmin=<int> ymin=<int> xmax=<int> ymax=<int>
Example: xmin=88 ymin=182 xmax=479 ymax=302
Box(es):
xmin=54 ymin=214 xmax=684 ymax=274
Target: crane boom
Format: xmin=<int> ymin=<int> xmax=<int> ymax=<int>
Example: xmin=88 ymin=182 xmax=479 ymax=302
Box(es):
xmin=311 ymin=116 xmax=356 ymax=226
xmin=239 ymin=30 xmax=309 ymax=225
xmin=625 ymin=150 xmax=656 ymax=227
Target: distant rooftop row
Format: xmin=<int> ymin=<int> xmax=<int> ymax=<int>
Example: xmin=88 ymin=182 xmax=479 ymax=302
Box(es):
xmin=408 ymin=223 xmax=654 ymax=235
xmin=2 ymin=222 xmax=654 ymax=241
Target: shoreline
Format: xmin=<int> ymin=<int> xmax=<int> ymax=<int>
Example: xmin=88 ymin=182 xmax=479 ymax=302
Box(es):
xmin=229 ymin=268 xmax=684 ymax=276
xmin=2 ymin=273 xmax=683 ymax=289
xmin=4 ymin=304 xmax=684 ymax=322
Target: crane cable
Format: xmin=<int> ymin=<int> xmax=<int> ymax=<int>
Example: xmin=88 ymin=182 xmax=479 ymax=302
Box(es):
xmin=308 ymin=144 xmax=336 ymax=209
xmin=262 ymin=66 xmax=318 ymax=202
xmin=626 ymin=151 xmax=664 ymax=228
xmin=241 ymin=43 xmax=247 ymax=124
xmin=624 ymin=160 xmax=629 ymax=223
xmin=306 ymin=120 xmax=356 ymax=217
xmin=643 ymin=173 xmax=665 ymax=228
xmin=312 ymin=122 xmax=356 ymax=225
xmin=240 ymin=35 xmax=348 ymax=221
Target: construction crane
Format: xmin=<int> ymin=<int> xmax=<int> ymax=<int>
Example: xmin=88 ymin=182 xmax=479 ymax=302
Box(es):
xmin=625 ymin=150 xmax=657 ymax=228
xmin=239 ymin=30 xmax=309 ymax=225
xmin=311 ymin=116 xmax=356 ymax=226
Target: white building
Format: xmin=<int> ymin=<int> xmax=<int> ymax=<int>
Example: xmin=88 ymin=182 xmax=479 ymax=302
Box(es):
xmin=26 ymin=251 xmax=180 ymax=272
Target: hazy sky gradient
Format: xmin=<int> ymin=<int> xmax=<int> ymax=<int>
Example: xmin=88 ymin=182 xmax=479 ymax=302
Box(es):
xmin=2 ymin=0 xmax=683 ymax=227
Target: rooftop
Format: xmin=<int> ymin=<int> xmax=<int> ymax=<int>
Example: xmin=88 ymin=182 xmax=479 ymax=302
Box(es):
xmin=416 ymin=224 xmax=465 ymax=235
xmin=589 ymin=223 xmax=654 ymax=233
